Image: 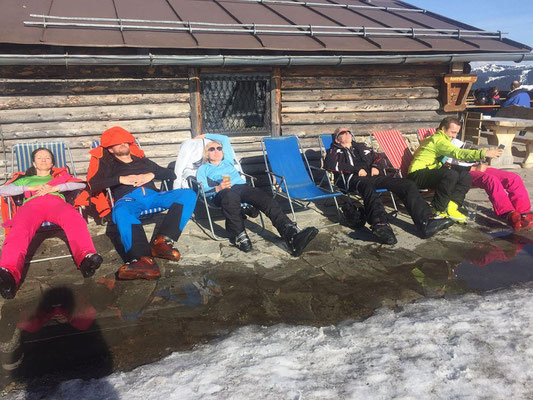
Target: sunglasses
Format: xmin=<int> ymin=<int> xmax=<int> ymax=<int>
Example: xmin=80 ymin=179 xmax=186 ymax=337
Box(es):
xmin=337 ymin=130 xmax=351 ymax=135
xmin=207 ymin=146 xmax=223 ymax=152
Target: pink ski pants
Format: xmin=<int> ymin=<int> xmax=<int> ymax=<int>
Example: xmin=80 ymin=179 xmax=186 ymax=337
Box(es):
xmin=470 ymin=167 xmax=531 ymax=216
xmin=0 ymin=195 xmax=96 ymax=285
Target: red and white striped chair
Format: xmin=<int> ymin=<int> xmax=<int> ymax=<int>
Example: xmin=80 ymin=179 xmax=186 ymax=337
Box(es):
xmin=370 ymin=130 xmax=413 ymax=178
xmin=417 ymin=128 xmax=437 ymax=143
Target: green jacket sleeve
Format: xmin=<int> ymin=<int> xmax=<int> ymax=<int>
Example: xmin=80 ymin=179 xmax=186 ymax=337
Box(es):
xmin=435 ymin=137 xmax=486 ymax=162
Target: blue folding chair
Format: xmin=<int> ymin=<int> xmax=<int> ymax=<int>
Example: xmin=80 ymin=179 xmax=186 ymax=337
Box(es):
xmin=90 ymin=140 xmax=168 ymax=219
xmin=261 ymin=135 xmax=342 ymax=227
xmin=318 ymin=134 xmax=397 ymax=213
xmin=5 ymin=141 xmax=79 ymax=263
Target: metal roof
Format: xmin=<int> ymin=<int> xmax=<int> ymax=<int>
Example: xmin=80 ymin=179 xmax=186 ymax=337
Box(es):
xmin=0 ymin=0 xmax=530 ymax=54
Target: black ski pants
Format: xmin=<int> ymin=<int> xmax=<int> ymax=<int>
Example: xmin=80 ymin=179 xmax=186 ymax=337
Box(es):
xmin=349 ymin=175 xmax=432 ymax=228
xmin=213 ymin=184 xmax=291 ymax=238
xmin=407 ymin=167 xmax=472 ymax=212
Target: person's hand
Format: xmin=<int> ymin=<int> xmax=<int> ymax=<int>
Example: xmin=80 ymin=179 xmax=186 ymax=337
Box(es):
xmin=358 ymin=169 xmax=367 ymax=177
xmin=215 ymin=180 xmax=231 ymax=192
xmin=132 ymin=173 xmax=155 ymax=187
xmin=485 ymin=148 xmax=503 ymax=159
xmin=35 ymin=184 xmax=59 ymax=196
xmin=371 ymin=167 xmax=380 ymax=176
xmin=25 ymin=184 xmax=45 ymax=192
xmin=194 ymin=134 xmax=206 ymax=140
xmin=472 ymin=163 xmax=488 ymax=172
xmin=119 ymin=175 xmax=138 ymax=186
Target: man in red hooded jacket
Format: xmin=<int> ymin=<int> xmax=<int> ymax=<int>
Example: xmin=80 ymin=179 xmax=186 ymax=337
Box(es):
xmin=89 ymin=127 xmax=197 ymax=280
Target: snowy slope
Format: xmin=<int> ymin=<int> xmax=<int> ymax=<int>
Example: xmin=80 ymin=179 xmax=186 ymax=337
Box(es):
xmin=471 ymin=62 xmax=533 ymax=91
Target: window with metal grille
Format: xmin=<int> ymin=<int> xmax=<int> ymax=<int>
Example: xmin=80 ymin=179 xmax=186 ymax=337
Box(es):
xmin=200 ymin=74 xmax=271 ymax=135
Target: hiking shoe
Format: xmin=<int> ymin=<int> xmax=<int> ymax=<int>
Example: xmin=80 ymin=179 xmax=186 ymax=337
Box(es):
xmin=284 ymin=225 xmax=318 ymax=257
xmin=151 ymin=235 xmax=181 ymax=262
xmin=446 ymin=201 xmax=468 ymax=224
xmin=521 ymin=213 xmax=533 ymax=230
xmin=233 ymin=231 xmax=252 ymax=252
xmin=117 ymin=257 xmax=161 ymax=280
xmin=79 ymin=253 xmax=103 ymax=278
xmin=0 ymin=268 xmax=17 ymax=300
xmin=431 ymin=207 xmax=448 ymax=219
xmin=241 ymin=205 xmax=260 ymax=219
xmin=507 ymin=211 xmax=523 ymax=232
xmin=419 ymin=218 xmax=454 ymax=239
xmin=372 ymin=223 xmax=397 ymax=245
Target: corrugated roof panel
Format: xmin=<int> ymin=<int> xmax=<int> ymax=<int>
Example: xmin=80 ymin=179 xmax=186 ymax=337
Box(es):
xmin=210 ymin=1 xmax=328 ymax=51
xmin=114 ymin=0 xmax=198 ymax=48
xmin=42 ymin=0 xmax=124 ymax=47
xmin=168 ymin=0 xmax=264 ymax=49
xmin=266 ymin=3 xmax=429 ymax=52
xmin=0 ymin=0 xmax=528 ymax=53
xmin=0 ymin=0 xmax=52 ymax=45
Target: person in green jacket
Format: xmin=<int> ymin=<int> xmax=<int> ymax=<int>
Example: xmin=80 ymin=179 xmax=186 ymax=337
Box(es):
xmin=408 ymin=117 xmax=502 ymax=223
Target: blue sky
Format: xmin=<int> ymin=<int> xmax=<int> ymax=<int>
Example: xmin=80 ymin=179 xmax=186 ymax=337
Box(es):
xmin=402 ymin=1 xmax=533 ymax=47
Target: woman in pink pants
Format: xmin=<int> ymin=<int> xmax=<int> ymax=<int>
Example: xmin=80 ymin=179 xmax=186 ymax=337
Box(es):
xmin=470 ymin=164 xmax=532 ymax=231
xmin=0 ymin=148 xmax=103 ymax=299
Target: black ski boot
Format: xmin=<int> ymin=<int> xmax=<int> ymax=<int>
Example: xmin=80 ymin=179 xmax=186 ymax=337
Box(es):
xmin=284 ymin=224 xmax=319 ymax=257
xmin=0 ymin=268 xmax=17 ymax=300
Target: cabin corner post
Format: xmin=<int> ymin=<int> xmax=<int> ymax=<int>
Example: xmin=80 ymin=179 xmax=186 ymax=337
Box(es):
xmin=271 ymin=67 xmax=281 ymax=137
xmin=188 ymin=67 xmax=202 ymax=137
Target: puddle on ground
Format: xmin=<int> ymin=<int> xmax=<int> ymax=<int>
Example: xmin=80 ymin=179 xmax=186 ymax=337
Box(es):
xmin=1 ymin=231 xmax=532 ymax=391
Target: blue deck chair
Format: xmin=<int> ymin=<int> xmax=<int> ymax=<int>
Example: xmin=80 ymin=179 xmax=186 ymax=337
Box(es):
xmin=261 ymin=135 xmax=342 ymax=226
xmin=90 ymin=140 xmax=168 ymax=219
xmin=175 ymin=137 xmax=265 ymax=241
xmin=5 ymin=141 xmax=78 ymax=263
xmin=318 ymin=134 xmax=398 ymax=213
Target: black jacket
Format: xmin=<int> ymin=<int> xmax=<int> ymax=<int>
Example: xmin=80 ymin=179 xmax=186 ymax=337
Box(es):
xmin=324 ymin=140 xmax=386 ymax=189
xmin=89 ymin=153 xmax=176 ymax=201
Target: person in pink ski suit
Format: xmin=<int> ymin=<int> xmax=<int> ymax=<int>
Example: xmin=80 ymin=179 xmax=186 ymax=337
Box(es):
xmin=0 ymin=148 xmax=103 ymax=299
xmin=469 ymin=164 xmax=532 ymax=231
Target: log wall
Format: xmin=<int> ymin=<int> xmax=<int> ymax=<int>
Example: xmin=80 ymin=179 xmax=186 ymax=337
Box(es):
xmin=0 ymin=63 xmax=454 ymax=188
xmin=0 ymin=66 xmax=190 ymax=180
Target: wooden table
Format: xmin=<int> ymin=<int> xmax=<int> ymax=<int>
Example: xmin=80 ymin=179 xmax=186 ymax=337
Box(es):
xmin=481 ymin=117 xmax=533 ymax=168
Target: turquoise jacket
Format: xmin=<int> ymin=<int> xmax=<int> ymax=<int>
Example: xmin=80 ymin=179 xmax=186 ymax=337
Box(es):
xmin=197 ymin=134 xmax=245 ymax=196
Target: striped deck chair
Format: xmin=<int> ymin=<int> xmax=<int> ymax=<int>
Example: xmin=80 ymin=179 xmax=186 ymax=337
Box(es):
xmin=90 ymin=140 xmax=168 ymax=219
xmin=318 ymin=134 xmax=397 ymax=212
xmin=261 ymin=135 xmax=342 ymax=227
xmin=5 ymin=141 xmax=78 ymax=263
xmin=370 ymin=130 xmax=414 ymax=178
xmin=417 ymin=128 xmax=436 ymax=142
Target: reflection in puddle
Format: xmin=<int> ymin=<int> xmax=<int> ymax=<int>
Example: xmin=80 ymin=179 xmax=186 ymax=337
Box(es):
xmin=1 ymin=232 xmax=532 ymax=391
xmin=413 ymin=232 xmax=533 ymax=296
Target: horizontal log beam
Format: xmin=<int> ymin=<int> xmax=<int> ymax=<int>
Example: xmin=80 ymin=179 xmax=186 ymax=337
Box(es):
xmin=0 ymin=78 xmax=189 ymax=95
xmin=282 ymin=99 xmax=440 ymax=113
xmin=0 ymin=65 xmax=187 ymax=79
xmin=0 ymin=103 xmax=190 ymax=124
xmin=282 ymin=64 xmax=448 ymax=77
xmin=0 ymin=118 xmax=191 ymax=139
xmin=282 ymin=87 xmax=439 ymax=102
xmin=0 ymin=93 xmax=190 ymax=110
xmin=282 ymin=121 xmax=442 ymax=136
xmin=282 ymin=110 xmax=443 ymax=124
xmin=281 ymin=76 xmax=439 ymax=90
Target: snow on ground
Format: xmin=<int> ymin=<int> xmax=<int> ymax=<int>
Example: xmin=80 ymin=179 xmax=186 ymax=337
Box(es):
xmin=7 ymin=283 xmax=533 ymax=400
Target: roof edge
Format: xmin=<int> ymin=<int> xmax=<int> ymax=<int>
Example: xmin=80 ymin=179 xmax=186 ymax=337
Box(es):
xmin=0 ymin=52 xmax=531 ymax=66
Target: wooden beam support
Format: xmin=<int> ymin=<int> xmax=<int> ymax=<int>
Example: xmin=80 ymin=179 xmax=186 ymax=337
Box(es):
xmin=188 ymin=68 xmax=202 ymax=137
xmin=271 ymin=67 xmax=281 ymax=137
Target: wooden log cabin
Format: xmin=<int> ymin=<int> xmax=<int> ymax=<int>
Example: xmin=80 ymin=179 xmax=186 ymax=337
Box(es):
xmin=0 ymin=0 xmax=531 ymax=187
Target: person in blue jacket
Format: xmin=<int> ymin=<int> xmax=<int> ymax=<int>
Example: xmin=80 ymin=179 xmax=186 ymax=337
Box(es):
xmin=195 ymin=133 xmax=318 ymax=256
xmin=502 ymin=81 xmax=531 ymax=108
